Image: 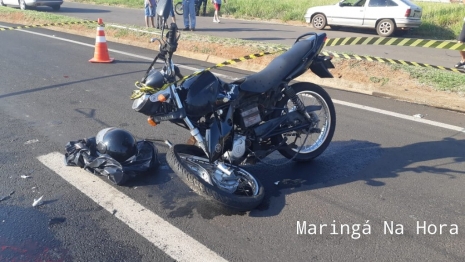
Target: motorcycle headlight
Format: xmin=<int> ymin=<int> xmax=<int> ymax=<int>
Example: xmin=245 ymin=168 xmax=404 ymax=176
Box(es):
xmin=132 ymin=94 xmax=150 ymax=111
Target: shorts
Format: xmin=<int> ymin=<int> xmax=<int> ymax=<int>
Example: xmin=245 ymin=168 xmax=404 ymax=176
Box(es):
xmin=459 ymin=22 xmax=465 ymax=43
xmin=214 ymin=3 xmax=221 ymax=11
xmin=145 ymin=4 xmax=155 ymax=17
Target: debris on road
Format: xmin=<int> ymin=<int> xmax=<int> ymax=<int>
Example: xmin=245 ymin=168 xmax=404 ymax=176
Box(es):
xmin=0 ymin=191 xmax=15 ymax=202
xmin=413 ymin=114 xmax=424 ymax=118
xmin=274 ymin=181 xmax=280 ymax=186
xmin=32 ymin=195 xmax=44 ymax=207
xmin=21 ymin=175 xmax=32 ymax=179
xmin=24 ymin=139 xmax=39 ymax=145
xmin=49 ymin=217 xmax=66 ymax=227
xmin=0 ymin=196 xmax=10 ymax=202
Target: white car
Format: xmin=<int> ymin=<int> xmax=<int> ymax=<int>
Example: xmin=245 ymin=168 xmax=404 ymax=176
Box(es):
xmin=304 ymin=0 xmax=422 ymax=37
xmin=1 ymin=0 xmax=63 ymax=10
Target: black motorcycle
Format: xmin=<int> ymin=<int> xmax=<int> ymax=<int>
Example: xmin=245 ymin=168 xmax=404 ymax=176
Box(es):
xmin=132 ymin=0 xmax=336 ymax=211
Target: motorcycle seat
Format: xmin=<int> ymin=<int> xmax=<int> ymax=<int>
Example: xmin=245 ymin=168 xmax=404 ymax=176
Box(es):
xmin=239 ymin=39 xmax=315 ymax=93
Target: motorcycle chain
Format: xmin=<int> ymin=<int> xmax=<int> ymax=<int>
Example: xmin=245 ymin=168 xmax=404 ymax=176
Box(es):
xmin=248 ymin=130 xmax=311 ymax=167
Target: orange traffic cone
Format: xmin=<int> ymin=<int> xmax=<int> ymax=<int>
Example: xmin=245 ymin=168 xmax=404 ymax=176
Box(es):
xmin=89 ymin=18 xmax=114 ymax=63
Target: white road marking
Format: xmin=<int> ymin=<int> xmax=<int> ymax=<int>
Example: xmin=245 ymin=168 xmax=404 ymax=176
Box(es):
xmin=1 ymin=23 xmax=464 ymax=134
xmin=333 ymin=99 xmax=465 ymax=133
xmin=37 ymin=152 xmax=227 ymax=262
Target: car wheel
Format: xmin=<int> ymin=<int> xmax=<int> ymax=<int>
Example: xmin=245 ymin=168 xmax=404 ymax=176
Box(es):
xmin=312 ymin=14 xmax=327 ymax=30
xmin=376 ymin=19 xmax=395 ymax=37
xmin=19 ymin=0 xmax=27 ymax=10
xmin=51 ymin=5 xmax=60 ymax=10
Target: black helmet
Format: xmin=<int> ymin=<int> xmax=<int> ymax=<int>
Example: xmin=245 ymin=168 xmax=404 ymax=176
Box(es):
xmin=96 ymin=127 xmax=137 ymax=162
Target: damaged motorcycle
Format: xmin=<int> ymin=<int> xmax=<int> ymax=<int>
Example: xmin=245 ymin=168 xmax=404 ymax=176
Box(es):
xmin=131 ymin=0 xmax=336 ymax=211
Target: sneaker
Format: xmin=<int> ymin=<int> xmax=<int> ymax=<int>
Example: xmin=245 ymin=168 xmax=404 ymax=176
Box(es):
xmin=183 ymin=27 xmax=190 ymax=31
xmin=190 ymin=28 xmax=195 ymax=31
xmin=455 ymin=61 xmax=465 ymax=68
xmin=213 ymin=18 xmax=217 ymax=23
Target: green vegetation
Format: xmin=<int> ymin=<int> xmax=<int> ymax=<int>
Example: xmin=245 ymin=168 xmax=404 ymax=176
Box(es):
xmin=392 ymin=64 xmax=465 ymax=92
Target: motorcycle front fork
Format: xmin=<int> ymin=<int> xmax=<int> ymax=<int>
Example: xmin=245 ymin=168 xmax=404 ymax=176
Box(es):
xmin=169 ymin=84 xmax=210 ymax=157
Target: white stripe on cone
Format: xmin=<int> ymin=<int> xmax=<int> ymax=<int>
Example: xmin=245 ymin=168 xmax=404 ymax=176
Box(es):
xmin=95 ymin=36 xmax=107 ymax=43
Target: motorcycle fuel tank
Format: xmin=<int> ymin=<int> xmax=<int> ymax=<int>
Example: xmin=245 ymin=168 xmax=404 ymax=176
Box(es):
xmin=182 ymin=71 xmax=222 ymax=117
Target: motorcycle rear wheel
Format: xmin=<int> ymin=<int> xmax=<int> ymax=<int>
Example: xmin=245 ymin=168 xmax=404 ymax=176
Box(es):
xmin=272 ymin=82 xmax=336 ymax=162
xmin=167 ymin=144 xmax=265 ymax=211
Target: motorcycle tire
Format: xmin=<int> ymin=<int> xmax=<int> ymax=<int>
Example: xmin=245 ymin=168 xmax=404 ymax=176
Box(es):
xmin=174 ymin=2 xmax=183 ymax=15
xmin=167 ymin=144 xmax=265 ymax=212
xmin=271 ymin=82 xmax=336 ymax=162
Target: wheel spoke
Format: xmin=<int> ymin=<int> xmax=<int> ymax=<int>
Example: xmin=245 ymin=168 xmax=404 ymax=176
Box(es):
xmin=282 ymin=91 xmax=331 ymax=154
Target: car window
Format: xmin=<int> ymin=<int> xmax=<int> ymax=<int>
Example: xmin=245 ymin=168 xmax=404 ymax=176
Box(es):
xmin=368 ymin=0 xmax=398 ymax=6
xmin=340 ymin=0 xmax=366 ymax=7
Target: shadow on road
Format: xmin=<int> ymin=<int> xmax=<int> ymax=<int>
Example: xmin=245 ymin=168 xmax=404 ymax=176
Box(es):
xmin=249 ymin=137 xmax=465 ymax=217
xmin=158 ymin=137 xmax=465 ymax=218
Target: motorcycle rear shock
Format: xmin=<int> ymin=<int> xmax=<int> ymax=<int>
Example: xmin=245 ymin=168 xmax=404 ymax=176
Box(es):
xmin=283 ymin=84 xmax=313 ymax=122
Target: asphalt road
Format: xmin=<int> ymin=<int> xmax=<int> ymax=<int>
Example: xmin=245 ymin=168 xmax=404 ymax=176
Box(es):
xmin=0 ymin=22 xmax=465 ymax=261
xmin=41 ymin=1 xmax=464 ymax=69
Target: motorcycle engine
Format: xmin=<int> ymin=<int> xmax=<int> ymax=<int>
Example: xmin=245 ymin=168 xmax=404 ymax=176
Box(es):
xmin=223 ymin=135 xmax=247 ymax=163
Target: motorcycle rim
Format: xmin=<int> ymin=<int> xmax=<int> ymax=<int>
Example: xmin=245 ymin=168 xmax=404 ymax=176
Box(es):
xmin=167 ymin=144 xmax=265 ymax=211
xmin=284 ymin=91 xmax=332 ymax=154
xmin=272 ymin=82 xmax=336 ymax=162
xmin=178 ymin=153 xmax=260 ymax=196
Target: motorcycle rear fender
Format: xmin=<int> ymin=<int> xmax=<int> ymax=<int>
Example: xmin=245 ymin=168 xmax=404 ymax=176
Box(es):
xmin=208 ymin=105 xmax=234 ymax=162
xmin=310 ymin=56 xmax=334 ymax=78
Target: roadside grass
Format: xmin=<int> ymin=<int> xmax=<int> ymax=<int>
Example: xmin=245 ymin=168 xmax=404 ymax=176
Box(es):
xmin=0 ymin=6 xmax=464 ymax=95
xmin=67 ymin=0 xmax=465 ymax=40
xmin=392 ymin=65 xmax=465 ymax=92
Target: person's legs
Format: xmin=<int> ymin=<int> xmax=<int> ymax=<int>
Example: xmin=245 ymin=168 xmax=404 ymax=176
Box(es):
xmin=150 ymin=16 xmax=155 ymax=27
xmin=188 ymin=0 xmax=196 ymax=30
xmin=145 ymin=5 xmax=150 ymax=27
xmin=151 ymin=5 xmax=157 ymax=27
xmin=213 ymin=4 xmax=217 ymax=22
xmin=213 ymin=4 xmax=221 ymax=22
xmin=201 ymin=0 xmax=207 ymax=16
xmin=183 ymin=1 xmax=190 ymax=29
xmin=455 ymin=21 xmax=465 ymax=68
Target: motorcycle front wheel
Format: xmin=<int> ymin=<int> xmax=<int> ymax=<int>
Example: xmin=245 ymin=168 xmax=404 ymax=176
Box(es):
xmin=167 ymin=144 xmax=265 ymax=211
xmin=174 ymin=2 xmax=183 ymax=15
xmin=272 ymin=82 xmax=336 ymax=162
